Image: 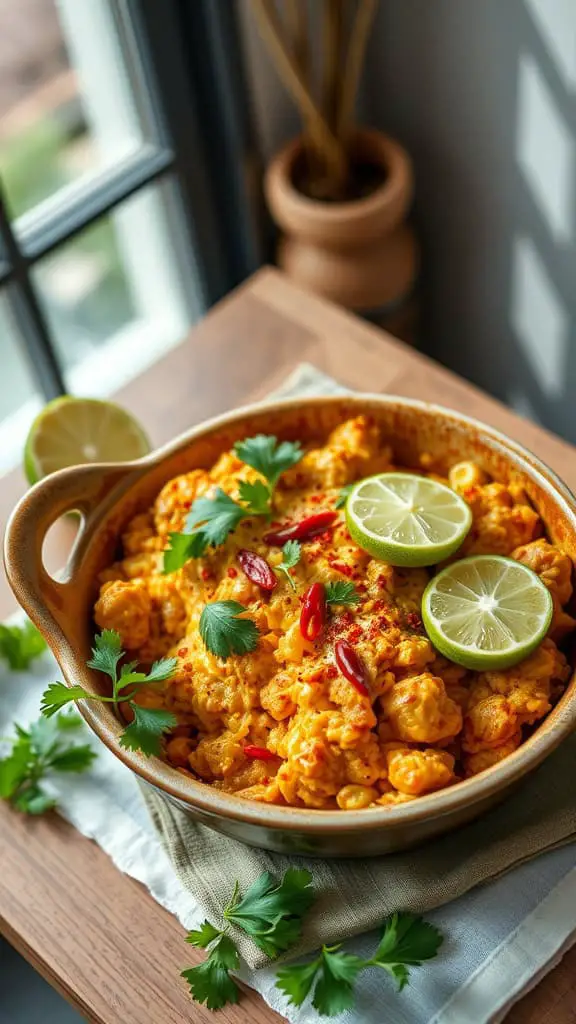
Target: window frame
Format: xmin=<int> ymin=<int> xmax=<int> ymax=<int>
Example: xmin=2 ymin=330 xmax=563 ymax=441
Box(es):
xmin=0 ymin=0 xmax=261 ymax=402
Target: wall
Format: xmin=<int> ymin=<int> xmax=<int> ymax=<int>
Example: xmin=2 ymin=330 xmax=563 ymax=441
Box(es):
xmin=364 ymin=0 xmax=576 ymax=442
xmin=239 ymin=0 xmax=576 ymax=443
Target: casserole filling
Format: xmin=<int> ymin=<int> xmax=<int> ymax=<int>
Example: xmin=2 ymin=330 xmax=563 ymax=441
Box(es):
xmin=93 ymin=416 xmax=573 ymax=809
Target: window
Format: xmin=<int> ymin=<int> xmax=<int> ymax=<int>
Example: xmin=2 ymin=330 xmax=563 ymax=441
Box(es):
xmin=0 ymin=0 xmax=258 ymax=472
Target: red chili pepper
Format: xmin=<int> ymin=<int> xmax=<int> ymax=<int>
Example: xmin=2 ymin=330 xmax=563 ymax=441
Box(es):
xmin=238 ymin=549 xmax=277 ymax=591
xmin=264 ymin=511 xmax=338 ymax=546
xmin=334 ymin=639 xmax=370 ymax=697
xmin=244 ymin=744 xmax=277 ymax=761
xmin=300 ymin=583 xmax=327 ymax=641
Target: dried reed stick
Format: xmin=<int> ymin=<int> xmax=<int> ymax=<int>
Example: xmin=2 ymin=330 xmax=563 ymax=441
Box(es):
xmin=285 ymin=0 xmax=309 ymax=89
xmin=337 ymin=0 xmax=377 ymax=138
xmin=321 ymin=0 xmax=345 ymax=133
xmin=251 ymin=0 xmax=347 ymax=188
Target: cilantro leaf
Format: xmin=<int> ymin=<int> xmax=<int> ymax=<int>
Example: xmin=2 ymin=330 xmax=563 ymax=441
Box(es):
xmin=186 ymin=489 xmax=248 ymax=547
xmin=57 ymin=711 xmax=83 ymax=730
xmin=369 ymin=912 xmax=443 ymax=990
xmin=0 ymin=739 xmax=31 ymax=798
xmin=312 ymin=946 xmax=365 ymax=1016
xmin=275 ymin=958 xmax=319 ymax=1008
xmin=224 ymin=868 xmax=314 ymax=956
xmin=238 ymin=478 xmax=272 ymax=515
xmin=119 ymin=705 xmax=177 ymax=757
xmin=163 ymin=532 xmax=206 ymax=573
xmin=48 ymin=745 xmax=96 ymax=773
xmin=41 ymin=682 xmax=93 ymax=717
xmin=325 ymin=581 xmax=360 ymax=606
xmin=0 ymin=620 xmax=46 ymax=671
xmin=182 ymin=929 xmax=240 ymax=1010
xmin=210 ymin=934 xmax=240 ymax=971
xmin=186 ymin=921 xmax=223 ymax=949
xmin=253 ymin=916 xmax=303 ymax=959
xmin=145 ymin=657 xmax=179 ymax=684
xmin=117 ymin=666 xmax=147 ymax=688
xmin=199 ymin=601 xmax=259 ymax=661
xmin=181 ymin=958 xmax=240 ymax=1011
xmin=335 ymin=484 xmax=353 ymax=509
xmin=276 ymin=540 xmax=301 ymax=590
xmin=86 ymin=629 xmax=123 ymax=682
xmin=119 ymin=657 xmax=176 ymax=689
xmin=29 ymin=716 xmax=60 ymax=758
xmin=276 ymin=946 xmax=365 ymax=1017
xmin=234 ymin=435 xmax=303 ymax=488
xmin=13 ymin=784 xmax=55 ymax=816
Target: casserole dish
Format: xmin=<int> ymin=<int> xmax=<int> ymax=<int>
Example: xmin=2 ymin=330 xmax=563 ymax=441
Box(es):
xmin=5 ymin=395 xmax=576 ymax=857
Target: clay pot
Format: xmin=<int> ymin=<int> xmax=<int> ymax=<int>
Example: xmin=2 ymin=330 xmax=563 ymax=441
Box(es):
xmin=264 ymin=128 xmax=418 ymax=316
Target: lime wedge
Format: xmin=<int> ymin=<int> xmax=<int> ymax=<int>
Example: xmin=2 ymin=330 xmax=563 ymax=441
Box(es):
xmin=345 ymin=472 xmax=472 ymax=567
xmin=24 ymin=396 xmax=150 ymax=483
xmin=422 ymin=555 xmax=553 ymax=670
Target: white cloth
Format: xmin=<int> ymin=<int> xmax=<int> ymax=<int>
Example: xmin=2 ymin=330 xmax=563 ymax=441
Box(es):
xmin=2 ymin=363 xmax=575 ymax=1024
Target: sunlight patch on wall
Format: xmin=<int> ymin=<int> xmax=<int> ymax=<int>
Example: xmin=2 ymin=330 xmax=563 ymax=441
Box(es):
xmin=523 ymin=0 xmax=576 ymax=91
xmin=511 ymin=235 xmax=568 ymax=398
xmin=516 ymin=53 xmax=574 ymax=243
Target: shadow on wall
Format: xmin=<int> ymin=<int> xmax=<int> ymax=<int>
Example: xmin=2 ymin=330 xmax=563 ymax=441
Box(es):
xmin=366 ymin=0 xmax=576 ymax=444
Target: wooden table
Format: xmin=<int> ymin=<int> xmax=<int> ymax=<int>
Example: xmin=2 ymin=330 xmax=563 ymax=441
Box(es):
xmin=0 ymin=267 xmax=574 ymax=1023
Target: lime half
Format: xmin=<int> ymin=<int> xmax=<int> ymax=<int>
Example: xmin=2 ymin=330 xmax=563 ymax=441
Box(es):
xmin=24 ymin=396 xmax=150 ymax=483
xmin=346 ymin=472 xmax=472 ymax=567
xmin=422 ymin=555 xmax=553 ymax=670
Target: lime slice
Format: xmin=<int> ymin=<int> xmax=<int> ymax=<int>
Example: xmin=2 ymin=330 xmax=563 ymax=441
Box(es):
xmin=24 ymin=396 xmax=150 ymax=483
xmin=346 ymin=472 xmax=472 ymax=567
xmin=422 ymin=555 xmax=553 ymax=670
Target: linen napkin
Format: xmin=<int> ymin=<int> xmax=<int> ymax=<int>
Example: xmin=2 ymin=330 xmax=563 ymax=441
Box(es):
xmin=143 ymin=738 xmax=576 ymax=970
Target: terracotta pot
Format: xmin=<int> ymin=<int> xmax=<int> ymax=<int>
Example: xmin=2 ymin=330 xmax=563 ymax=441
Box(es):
xmin=4 ymin=396 xmax=576 ymax=857
xmin=264 ymin=128 xmax=419 ymax=314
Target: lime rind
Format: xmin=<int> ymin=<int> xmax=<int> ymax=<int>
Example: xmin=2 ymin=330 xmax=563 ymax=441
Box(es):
xmin=345 ymin=472 xmax=473 ymax=567
xmin=422 ymin=554 xmax=554 ymax=670
xmin=24 ymin=396 xmax=150 ymax=484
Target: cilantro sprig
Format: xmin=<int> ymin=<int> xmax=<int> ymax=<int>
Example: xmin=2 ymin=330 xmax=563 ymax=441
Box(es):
xmin=233 ymin=435 xmax=303 ymax=489
xmin=180 ymin=871 xmax=443 ymax=1016
xmin=199 ymin=601 xmax=259 ymax=661
xmin=182 ymin=869 xmax=313 ymax=1010
xmin=276 ymin=913 xmax=443 ymax=1016
xmin=276 ymin=540 xmax=301 ymax=590
xmin=164 ymin=490 xmax=246 ymax=571
xmin=325 ymin=580 xmax=360 ymax=607
xmin=40 ymin=630 xmax=177 ymax=757
xmin=163 ymin=435 xmax=303 ymax=573
xmin=0 ymin=620 xmax=46 ymax=670
xmin=0 ymin=712 xmax=95 ymax=815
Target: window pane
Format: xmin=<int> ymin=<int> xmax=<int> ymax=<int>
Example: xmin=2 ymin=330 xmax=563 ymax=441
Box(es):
xmin=0 ymin=291 xmax=42 ymax=473
xmin=33 ymin=180 xmax=200 ymax=395
xmin=0 ymin=0 xmax=147 ymax=219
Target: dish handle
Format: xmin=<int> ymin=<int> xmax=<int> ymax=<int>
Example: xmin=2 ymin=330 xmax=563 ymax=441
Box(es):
xmin=3 ymin=462 xmax=136 ymax=643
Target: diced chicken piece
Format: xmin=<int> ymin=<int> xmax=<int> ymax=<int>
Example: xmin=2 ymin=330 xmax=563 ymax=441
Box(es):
xmin=94 ymin=579 xmax=151 ymax=650
xmin=380 ymin=673 xmax=462 ymax=744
